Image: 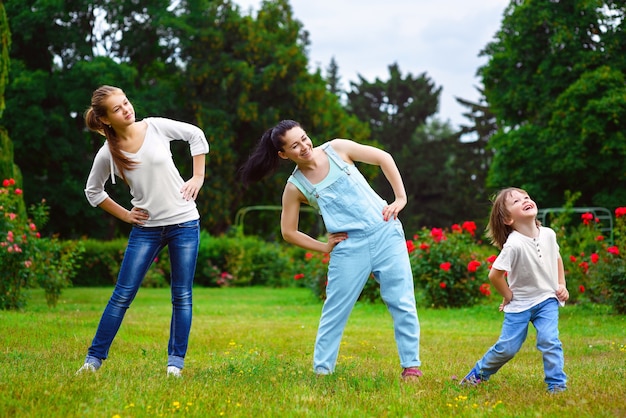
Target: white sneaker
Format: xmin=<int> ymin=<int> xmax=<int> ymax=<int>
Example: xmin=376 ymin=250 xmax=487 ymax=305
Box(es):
xmin=75 ymin=363 xmax=97 ymax=375
xmin=167 ymin=366 xmax=182 ymax=377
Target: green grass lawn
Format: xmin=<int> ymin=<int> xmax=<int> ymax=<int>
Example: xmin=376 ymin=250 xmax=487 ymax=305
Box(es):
xmin=0 ymin=287 xmax=624 ymax=417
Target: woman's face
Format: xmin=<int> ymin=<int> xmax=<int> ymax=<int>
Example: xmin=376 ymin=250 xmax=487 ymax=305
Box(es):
xmin=100 ymin=92 xmax=136 ymax=129
xmin=278 ymin=127 xmax=314 ymax=162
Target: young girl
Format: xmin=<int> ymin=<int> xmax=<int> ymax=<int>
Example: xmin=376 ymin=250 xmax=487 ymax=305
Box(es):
xmin=239 ymin=120 xmax=422 ymax=379
xmin=76 ymin=85 xmax=209 ymax=377
xmin=460 ymin=187 xmax=569 ymax=393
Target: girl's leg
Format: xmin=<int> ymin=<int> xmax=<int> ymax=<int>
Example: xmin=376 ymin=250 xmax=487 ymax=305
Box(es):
xmin=313 ymin=236 xmax=370 ymax=374
xmin=86 ymin=226 xmax=163 ymax=363
xmin=472 ymin=309 xmax=530 ymax=380
xmin=374 ymin=221 xmax=421 ymax=369
xmin=532 ymin=298 xmax=567 ymax=390
xmin=165 ymin=220 xmax=200 ymax=369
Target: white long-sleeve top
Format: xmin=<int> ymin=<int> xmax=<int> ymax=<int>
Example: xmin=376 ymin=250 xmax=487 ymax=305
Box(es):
xmin=84 ymin=117 xmax=210 ymax=227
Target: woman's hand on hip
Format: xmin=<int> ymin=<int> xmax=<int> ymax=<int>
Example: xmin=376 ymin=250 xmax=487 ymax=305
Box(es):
xmin=383 ymin=197 xmax=407 ymax=221
xmin=325 ymin=232 xmax=348 ymax=252
xmin=180 ymin=175 xmax=204 ymax=201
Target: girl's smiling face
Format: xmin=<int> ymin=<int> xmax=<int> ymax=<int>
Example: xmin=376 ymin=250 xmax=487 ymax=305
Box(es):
xmin=504 ymin=190 xmax=537 ymax=225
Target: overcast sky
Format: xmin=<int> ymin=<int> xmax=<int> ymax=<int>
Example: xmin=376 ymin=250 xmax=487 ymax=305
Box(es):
xmin=234 ymin=0 xmax=509 ymax=130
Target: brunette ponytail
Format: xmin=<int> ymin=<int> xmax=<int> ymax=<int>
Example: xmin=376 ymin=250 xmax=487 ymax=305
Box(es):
xmin=239 ymin=120 xmax=300 ymax=186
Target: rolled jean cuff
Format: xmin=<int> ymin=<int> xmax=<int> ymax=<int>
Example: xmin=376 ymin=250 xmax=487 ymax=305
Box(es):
xmin=168 ymin=355 xmax=185 ymax=369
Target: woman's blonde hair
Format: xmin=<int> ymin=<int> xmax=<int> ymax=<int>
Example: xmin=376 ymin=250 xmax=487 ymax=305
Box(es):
xmin=84 ymin=85 xmax=137 ymax=181
xmin=486 ymin=187 xmax=540 ymax=250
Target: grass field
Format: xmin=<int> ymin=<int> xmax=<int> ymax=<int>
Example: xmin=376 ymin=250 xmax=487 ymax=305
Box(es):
xmin=1 ymin=287 xmax=624 ymax=417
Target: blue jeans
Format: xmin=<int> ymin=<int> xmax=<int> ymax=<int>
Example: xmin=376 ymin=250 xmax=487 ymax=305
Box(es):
xmin=471 ymin=297 xmax=567 ymax=388
xmin=86 ymin=219 xmax=199 ymax=369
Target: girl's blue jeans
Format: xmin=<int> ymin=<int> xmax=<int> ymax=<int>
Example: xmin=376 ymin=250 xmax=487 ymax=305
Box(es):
xmin=85 ymin=219 xmax=199 ymax=369
xmin=472 ymin=297 xmax=567 ymax=388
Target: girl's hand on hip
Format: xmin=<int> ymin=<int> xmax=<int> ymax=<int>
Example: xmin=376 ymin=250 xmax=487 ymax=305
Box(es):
xmin=180 ymin=175 xmax=204 ymax=201
xmin=556 ymin=284 xmax=569 ymax=302
xmin=128 ymin=207 xmax=149 ymax=225
xmin=499 ymin=293 xmax=513 ymax=312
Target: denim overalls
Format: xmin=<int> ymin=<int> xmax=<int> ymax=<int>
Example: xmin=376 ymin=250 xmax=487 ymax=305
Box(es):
xmin=290 ymin=143 xmax=421 ymax=374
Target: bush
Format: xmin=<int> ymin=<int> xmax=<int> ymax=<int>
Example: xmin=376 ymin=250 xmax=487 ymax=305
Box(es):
xmin=549 ymin=203 xmax=626 ymax=314
xmin=197 ymin=230 xmax=294 ymax=287
xmin=72 ymin=238 xmax=127 ymax=286
xmin=601 ymin=208 xmax=626 ymax=314
xmin=1 ymin=178 xmax=83 ymax=309
xmin=409 ymin=222 xmax=495 ymax=308
xmin=290 ymin=247 xmax=330 ymax=300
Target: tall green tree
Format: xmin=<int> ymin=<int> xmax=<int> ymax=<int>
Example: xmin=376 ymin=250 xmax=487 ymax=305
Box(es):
xmin=0 ymin=0 xmax=17 ymax=182
xmin=347 ymin=63 xmax=440 ymax=155
xmin=5 ymin=0 xmax=368 ymax=237
xmin=325 ymin=56 xmax=342 ymax=97
xmin=346 ymin=63 xmax=448 ymax=230
xmin=4 ymin=0 xmax=179 ymax=238
xmin=172 ymin=0 xmax=368 ymax=234
xmin=481 ymin=0 xmax=626 ymax=209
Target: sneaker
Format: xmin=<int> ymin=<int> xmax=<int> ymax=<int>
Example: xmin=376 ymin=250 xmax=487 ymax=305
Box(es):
xmin=460 ymin=368 xmax=483 ymax=386
xmin=314 ymin=367 xmax=332 ymax=376
xmin=75 ymin=363 xmax=97 ymax=375
xmin=548 ymin=384 xmax=567 ymax=394
xmin=401 ymin=367 xmax=423 ymax=380
xmin=167 ymin=366 xmax=182 ymax=377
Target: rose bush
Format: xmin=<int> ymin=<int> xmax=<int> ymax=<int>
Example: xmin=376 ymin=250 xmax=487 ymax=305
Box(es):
xmin=549 ymin=206 xmax=626 ymax=313
xmin=1 ymin=178 xmax=83 ymax=309
xmin=409 ymin=222 xmax=495 ymax=308
xmin=290 ymin=221 xmax=496 ymax=308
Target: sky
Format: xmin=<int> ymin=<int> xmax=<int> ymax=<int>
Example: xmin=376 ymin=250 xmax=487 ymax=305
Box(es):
xmin=233 ymin=0 xmax=510 ymax=131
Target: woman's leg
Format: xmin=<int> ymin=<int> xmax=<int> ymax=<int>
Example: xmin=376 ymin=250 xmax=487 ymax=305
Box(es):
xmin=86 ymin=226 xmax=163 ymax=363
xmin=313 ymin=236 xmax=371 ymax=374
xmin=165 ymin=220 xmax=200 ymax=369
xmin=374 ymin=221 xmax=421 ymax=369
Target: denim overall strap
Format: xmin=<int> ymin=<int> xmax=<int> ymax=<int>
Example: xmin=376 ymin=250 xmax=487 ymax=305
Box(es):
xmin=291 ymin=143 xmax=351 ymax=200
xmin=291 ymin=166 xmax=318 ymax=198
xmin=320 ymin=143 xmax=352 ymax=176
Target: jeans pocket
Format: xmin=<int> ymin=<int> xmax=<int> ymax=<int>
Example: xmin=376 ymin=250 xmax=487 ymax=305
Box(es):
xmin=177 ymin=219 xmax=199 ymax=229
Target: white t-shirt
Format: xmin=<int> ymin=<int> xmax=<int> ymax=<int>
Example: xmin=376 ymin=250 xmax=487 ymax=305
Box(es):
xmin=492 ymin=226 xmax=564 ymax=313
xmin=84 ymin=117 xmax=209 ymax=227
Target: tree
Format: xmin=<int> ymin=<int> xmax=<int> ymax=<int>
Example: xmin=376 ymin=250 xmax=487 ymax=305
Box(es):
xmin=398 ymin=118 xmax=492 ymax=231
xmin=4 ymin=0 xmax=185 ymax=238
xmin=347 ymin=63 xmax=440 ymax=155
xmin=0 ymin=0 xmax=19 ymax=184
xmin=481 ymin=1 xmax=626 ymax=209
xmin=325 ymin=56 xmax=342 ymax=97
xmin=346 ymin=63 xmax=448 ymax=230
xmin=172 ymin=0 xmax=368 ymax=234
